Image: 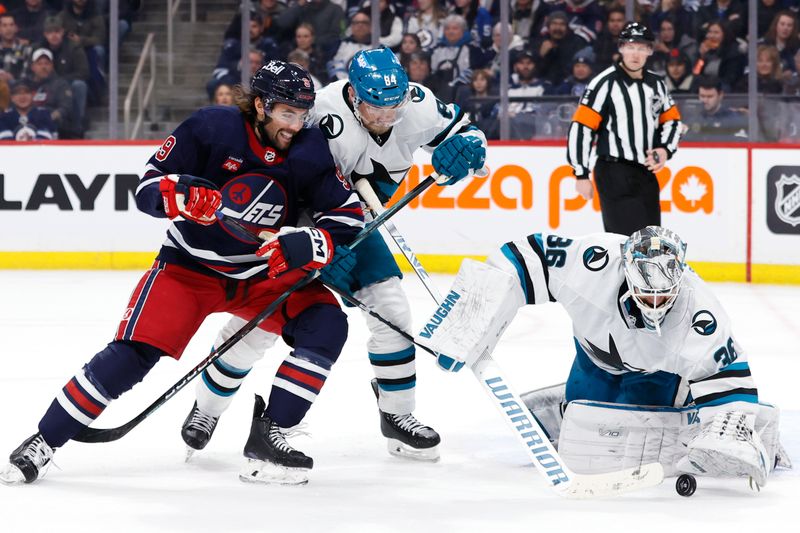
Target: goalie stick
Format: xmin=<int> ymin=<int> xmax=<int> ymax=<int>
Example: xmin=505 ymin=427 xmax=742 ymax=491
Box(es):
xmin=72 ymin=176 xmax=436 ymax=444
xmin=353 ymin=178 xmax=664 ymax=499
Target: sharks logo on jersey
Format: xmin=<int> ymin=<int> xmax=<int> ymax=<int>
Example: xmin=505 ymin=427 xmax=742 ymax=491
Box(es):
xmin=218 ymin=172 xmax=287 ymax=243
xmin=320 ymin=113 xmax=344 ymax=139
xmin=691 ymin=310 xmax=717 ymax=336
xmin=583 ymin=246 xmax=609 ymax=272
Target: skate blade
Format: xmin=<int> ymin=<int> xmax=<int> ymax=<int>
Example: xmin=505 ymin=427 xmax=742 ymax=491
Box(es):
xmin=0 ymin=464 xmax=26 ymax=486
xmin=387 ymin=439 xmax=440 ymax=462
xmin=238 ymin=458 xmax=310 ymax=486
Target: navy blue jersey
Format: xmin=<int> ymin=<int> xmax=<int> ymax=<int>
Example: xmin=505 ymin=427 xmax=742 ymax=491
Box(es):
xmin=0 ymin=108 xmax=57 ymax=140
xmin=137 ymin=106 xmax=364 ymax=279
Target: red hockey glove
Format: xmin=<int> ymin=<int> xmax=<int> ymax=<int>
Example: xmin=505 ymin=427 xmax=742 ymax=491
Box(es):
xmin=159 ymin=174 xmax=222 ymax=225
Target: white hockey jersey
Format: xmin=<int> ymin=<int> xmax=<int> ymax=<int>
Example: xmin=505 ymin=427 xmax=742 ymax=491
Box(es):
xmin=311 ymin=80 xmax=485 ymax=204
xmin=487 ymin=232 xmax=758 ymax=417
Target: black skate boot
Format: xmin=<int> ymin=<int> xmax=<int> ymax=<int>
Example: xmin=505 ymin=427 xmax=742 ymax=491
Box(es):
xmin=239 ymin=394 xmax=313 ymax=485
xmin=181 ymin=402 xmax=219 ymax=460
xmin=0 ymin=433 xmax=55 ymax=485
xmin=371 ymin=379 xmax=441 ymax=462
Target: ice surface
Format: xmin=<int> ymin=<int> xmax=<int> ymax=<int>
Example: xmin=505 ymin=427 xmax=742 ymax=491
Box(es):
xmin=0 ymin=270 xmax=797 ymax=533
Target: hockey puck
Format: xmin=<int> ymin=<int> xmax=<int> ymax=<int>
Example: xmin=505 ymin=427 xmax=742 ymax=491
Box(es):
xmin=676 ymin=474 xmax=696 ymax=497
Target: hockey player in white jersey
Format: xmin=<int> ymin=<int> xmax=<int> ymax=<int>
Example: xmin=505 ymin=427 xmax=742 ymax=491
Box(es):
xmin=419 ymin=226 xmax=786 ymax=489
xmin=180 ymin=47 xmax=487 ymax=464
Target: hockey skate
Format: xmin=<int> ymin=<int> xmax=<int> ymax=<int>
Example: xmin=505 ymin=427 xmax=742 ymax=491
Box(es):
xmin=0 ymin=433 xmax=55 ymax=485
xmin=181 ymin=402 xmax=219 ymax=461
xmin=371 ymin=379 xmax=440 ymax=462
xmin=239 ymin=394 xmax=313 ymax=486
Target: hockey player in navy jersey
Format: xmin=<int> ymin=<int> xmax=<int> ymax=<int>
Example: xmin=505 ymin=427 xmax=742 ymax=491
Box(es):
xmin=0 ymin=60 xmax=364 ymax=486
xmin=180 ymin=47 xmax=487 ymax=462
xmin=419 ymin=226 xmax=787 ymax=489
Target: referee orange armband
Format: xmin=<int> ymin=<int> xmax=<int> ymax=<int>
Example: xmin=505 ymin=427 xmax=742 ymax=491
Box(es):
xmin=572 ymin=104 xmax=602 ymax=131
xmin=659 ymin=106 xmax=681 ymax=124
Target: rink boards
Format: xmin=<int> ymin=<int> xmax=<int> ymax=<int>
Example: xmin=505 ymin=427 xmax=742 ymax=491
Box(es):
xmin=0 ymin=140 xmax=798 ymax=283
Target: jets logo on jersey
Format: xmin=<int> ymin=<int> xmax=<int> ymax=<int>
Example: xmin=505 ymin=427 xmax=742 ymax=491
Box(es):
xmin=582 ymin=246 xmax=609 ymax=271
xmin=218 ymin=172 xmax=287 ymax=243
xmin=221 ymin=156 xmax=243 ymax=172
xmin=691 ymin=310 xmax=717 ymax=336
xmin=320 ymin=113 xmax=344 ymax=139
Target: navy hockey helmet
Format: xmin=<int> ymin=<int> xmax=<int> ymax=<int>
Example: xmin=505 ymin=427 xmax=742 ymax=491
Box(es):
xmin=251 ymin=60 xmax=315 ymax=110
xmin=618 ymin=22 xmax=655 ymax=45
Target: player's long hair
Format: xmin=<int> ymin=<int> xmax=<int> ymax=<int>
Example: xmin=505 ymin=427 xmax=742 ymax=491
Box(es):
xmin=233 ymin=84 xmax=258 ymax=124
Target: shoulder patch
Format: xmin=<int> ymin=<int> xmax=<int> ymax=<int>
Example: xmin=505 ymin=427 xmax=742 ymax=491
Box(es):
xmin=410 ymin=86 xmax=425 ymax=103
xmin=691 ymin=310 xmax=717 ymax=336
xmin=582 ymin=246 xmax=609 ymax=271
xmin=320 ymin=113 xmax=344 ymax=139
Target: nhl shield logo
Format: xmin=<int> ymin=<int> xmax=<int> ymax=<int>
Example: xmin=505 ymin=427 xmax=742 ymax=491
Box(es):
xmin=766 ymin=166 xmax=800 ymax=234
xmin=774 ymin=174 xmax=800 ymax=226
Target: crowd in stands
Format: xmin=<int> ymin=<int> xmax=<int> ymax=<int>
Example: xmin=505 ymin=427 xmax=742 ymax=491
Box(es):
xmin=0 ymin=0 xmax=140 ymax=140
xmin=203 ymin=0 xmax=800 ymax=142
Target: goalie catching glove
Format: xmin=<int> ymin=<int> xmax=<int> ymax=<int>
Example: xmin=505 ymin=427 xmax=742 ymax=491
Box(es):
xmin=159 ymin=174 xmax=222 ymax=225
xmin=256 ymin=226 xmax=335 ymax=279
xmin=432 ymin=135 xmax=486 ymax=186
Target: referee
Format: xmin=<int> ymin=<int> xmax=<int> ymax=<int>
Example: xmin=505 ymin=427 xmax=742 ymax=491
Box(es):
xmin=566 ymin=21 xmax=682 ymax=236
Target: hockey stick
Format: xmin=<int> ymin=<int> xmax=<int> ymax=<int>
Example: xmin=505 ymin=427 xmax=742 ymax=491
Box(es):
xmin=353 ymin=179 xmax=664 ymax=499
xmin=73 ymin=176 xmax=436 ymax=444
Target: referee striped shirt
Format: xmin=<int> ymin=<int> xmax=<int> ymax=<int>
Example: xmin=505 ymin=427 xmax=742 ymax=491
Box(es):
xmin=567 ymin=63 xmax=682 ymax=178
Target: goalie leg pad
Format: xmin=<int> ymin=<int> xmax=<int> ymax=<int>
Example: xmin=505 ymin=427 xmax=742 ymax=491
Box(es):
xmin=416 ymin=259 xmax=524 ymax=367
xmin=521 ymin=383 xmax=566 ymax=446
xmin=357 ymin=277 xmax=417 ymax=414
xmin=196 ymin=315 xmax=279 ymax=418
xmin=558 ymin=400 xmax=698 ymax=477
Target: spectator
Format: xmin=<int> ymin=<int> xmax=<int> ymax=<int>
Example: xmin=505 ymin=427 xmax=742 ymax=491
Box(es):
xmin=275 ymin=0 xmax=345 ymax=62
xmin=664 ymin=48 xmax=695 ymax=94
xmin=757 ymin=0 xmax=783 ymax=39
xmin=39 ymin=14 xmax=87 ymax=137
xmin=735 ymin=44 xmax=784 ymax=94
xmin=783 ymin=49 xmax=800 ymax=95
xmin=511 ymin=0 xmax=536 ymax=43
xmin=405 ymin=0 xmax=447 ymax=51
xmin=287 ymin=48 xmax=323 ymax=89
xmin=224 ymin=0 xmax=287 ymax=43
xmin=0 ymin=77 xmax=57 ymax=139
xmin=648 ymin=0 xmax=698 ymax=39
xmin=496 ymin=50 xmax=551 ymax=140
xmin=359 ymin=0 xmax=402 ymax=49
xmin=593 ymin=6 xmax=625 ymax=71
xmin=61 ymin=0 xmax=106 ymax=100
xmin=454 ymin=67 xmax=495 ymax=128
xmin=469 ymin=21 xmax=525 ymax=79
xmin=684 ymin=75 xmax=747 ymax=141
xmin=554 ymin=48 xmax=595 ymax=97
xmin=211 ymin=82 xmax=233 ymax=106
xmin=117 ymin=0 xmax=142 ymax=44
xmin=287 ymin=22 xmax=327 ymax=83
xmin=406 ymin=50 xmax=451 ymax=100
xmin=29 ymin=47 xmax=74 ymax=137
xmin=449 ymin=0 xmax=492 ymax=48
xmin=531 ymin=10 xmax=587 ymax=86
xmin=430 ymin=14 xmax=471 ymax=90
xmin=650 ymin=15 xmax=698 ymax=76
xmin=697 ymin=0 xmax=747 ymax=41
xmin=207 ymin=47 xmax=265 ymax=99
xmin=691 ymin=20 xmax=744 ymax=92
xmin=327 ymin=10 xmax=371 ymax=80
xmin=10 ymin=0 xmax=49 ymax=44
xmin=398 ymin=32 xmax=421 ymax=67
xmin=1 ymin=12 xmax=32 ymax=109
xmin=760 ymin=10 xmax=800 ymax=74
xmin=212 ymin=16 xmax=279 ymax=98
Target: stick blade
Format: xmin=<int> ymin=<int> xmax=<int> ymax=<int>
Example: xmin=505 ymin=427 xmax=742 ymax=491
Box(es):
xmin=557 ymin=462 xmax=664 ymax=499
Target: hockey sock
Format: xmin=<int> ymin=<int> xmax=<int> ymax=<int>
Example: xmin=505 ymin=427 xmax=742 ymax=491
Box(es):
xmin=197 ymin=357 xmax=252 ymax=417
xmin=38 ymin=341 xmax=161 ymax=448
xmin=266 ymin=304 xmax=345 ymax=427
xmin=370 ymin=345 xmax=417 ymax=414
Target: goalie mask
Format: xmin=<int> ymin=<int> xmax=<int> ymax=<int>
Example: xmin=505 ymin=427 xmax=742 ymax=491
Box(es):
xmin=621 ymin=226 xmax=687 ymax=335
